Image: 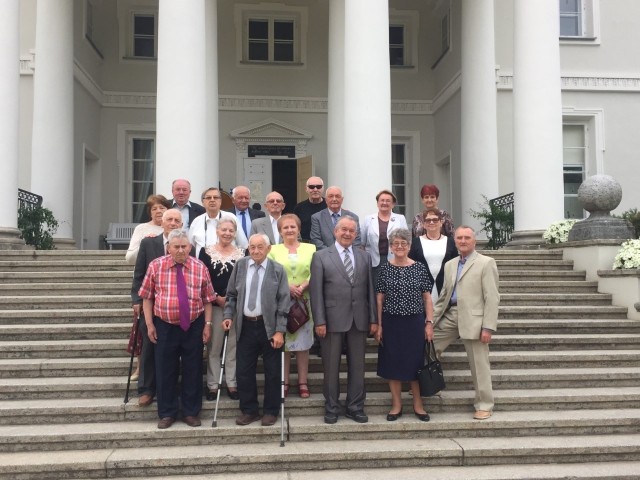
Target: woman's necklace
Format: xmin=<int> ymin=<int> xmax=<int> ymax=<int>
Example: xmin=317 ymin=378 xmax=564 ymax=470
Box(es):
xmin=425 ymin=233 xmax=441 ymax=241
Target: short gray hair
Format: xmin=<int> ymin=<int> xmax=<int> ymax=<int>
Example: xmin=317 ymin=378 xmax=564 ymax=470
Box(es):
xmin=388 ymin=228 xmax=411 ymax=245
xmin=167 ymin=229 xmax=189 ymax=242
xmin=249 ymin=233 xmax=270 ymax=246
xmin=217 ymin=217 xmax=237 ymax=231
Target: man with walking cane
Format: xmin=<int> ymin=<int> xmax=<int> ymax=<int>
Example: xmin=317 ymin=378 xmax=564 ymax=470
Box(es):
xmin=222 ymin=233 xmax=290 ymax=427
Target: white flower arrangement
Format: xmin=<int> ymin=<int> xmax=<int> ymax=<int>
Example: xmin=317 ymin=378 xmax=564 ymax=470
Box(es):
xmin=613 ymin=239 xmax=640 ymax=269
xmin=543 ymin=219 xmax=578 ymax=244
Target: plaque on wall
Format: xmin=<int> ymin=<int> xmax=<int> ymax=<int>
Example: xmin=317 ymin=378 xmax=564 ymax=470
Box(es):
xmin=248 ymin=145 xmax=296 ymax=158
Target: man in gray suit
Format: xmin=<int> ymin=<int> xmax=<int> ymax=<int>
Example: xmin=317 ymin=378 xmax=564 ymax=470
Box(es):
xmin=222 ymin=234 xmax=290 ymax=426
xmin=249 ymin=191 xmax=285 ymax=244
xmin=310 ymin=186 xmax=361 ymax=249
xmin=310 ymin=216 xmax=377 ymax=424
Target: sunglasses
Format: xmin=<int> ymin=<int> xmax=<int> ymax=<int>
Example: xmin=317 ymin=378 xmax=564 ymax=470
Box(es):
xmin=307 ymin=184 xmax=323 ymax=189
xmin=423 ymin=218 xmax=441 ymax=224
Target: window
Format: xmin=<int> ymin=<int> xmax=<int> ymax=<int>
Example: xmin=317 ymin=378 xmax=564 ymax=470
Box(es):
xmin=131 ymin=138 xmax=155 ymax=223
xmin=391 ymin=144 xmax=407 ymax=215
xmin=389 ymin=25 xmax=405 ymax=66
xmin=247 ymin=18 xmax=294 ymax=62
xmin=132 ymin=13 xmax=157 ymax=58
xmin=563 ymin=125 xmax=586 ymax=219
xmin=559 ymin=0 xmax=599 ymax=41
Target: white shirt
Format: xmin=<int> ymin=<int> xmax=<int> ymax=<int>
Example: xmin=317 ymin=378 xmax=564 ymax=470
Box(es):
xmin=243 ymin=258 xmax=268 ymax=316
xmin=336 ymin=241 xmax=355 ymax=268
xmin=189 ymin=211 xmax=248 ymax=257
xmin=173 ymin=201 xmax=192 ymax=231
xmin=269 ymin=215 xmax=280 ymax=244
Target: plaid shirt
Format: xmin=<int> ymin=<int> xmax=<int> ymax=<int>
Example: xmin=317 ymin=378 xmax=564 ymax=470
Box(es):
xmin=139 ymin=255 xmax=216 ymax=325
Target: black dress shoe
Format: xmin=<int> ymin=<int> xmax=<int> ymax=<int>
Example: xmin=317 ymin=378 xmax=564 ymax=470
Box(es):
xmin=226 ymin=387 xmax=239 ymax=400
xmin=414 ymin=410 xmax=430 ymax=422
xmin=157 ymin=417 xmax=175 ymax=429
xmin=205 ymin=389 xmax=218 ymax=401
xmin=183 ymin=415 xmax=201 ymax=427
xmin=324 ymin=413 xmax=338 ymax=424
xmin=345 ymin=410 xmax=368 ymax=423
xmin=386 ymin=410 xmax=403 ymax=421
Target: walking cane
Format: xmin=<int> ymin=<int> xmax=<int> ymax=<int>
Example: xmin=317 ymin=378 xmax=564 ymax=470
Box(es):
xmin=124 ymin=314 xmax=141 ymax=404
xmin=280 ymin=345 xmax=286 ymax=447
xmin=212 ymin=330 xmax=230 ymax=427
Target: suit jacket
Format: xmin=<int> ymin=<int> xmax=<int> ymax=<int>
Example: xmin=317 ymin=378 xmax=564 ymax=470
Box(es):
xmin=225 ymin=207 xmax=266 ymax=222
xmin=223 ymin=257 xmax=290 ymax=341
xmin=432 ymin=250 xmax=500 ymax=339
xmin=170 ymin=200 xmax=205 ymax=228
xmin=131 ymin=234 xmax=195 ymax=304
xmin=309 ymin=244 xmax=375 ymax=333
xmin=408 ymin=235 xmax=458 ymax=295
xmin=249 ymin=216 xmax=281 ymax=245
xmin=360 ymin=212 xmax=408 ymax=267
xmin=310 ymin=209 xmax=362 ymax=250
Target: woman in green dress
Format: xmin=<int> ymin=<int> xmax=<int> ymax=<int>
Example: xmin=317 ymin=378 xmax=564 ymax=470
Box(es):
xmin=268 ymin=214 xmax=316 ymax=398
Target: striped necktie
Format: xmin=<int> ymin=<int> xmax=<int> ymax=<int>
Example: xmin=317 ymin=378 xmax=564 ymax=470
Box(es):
xmin=343 ymin=248 xmax=354 ymax=284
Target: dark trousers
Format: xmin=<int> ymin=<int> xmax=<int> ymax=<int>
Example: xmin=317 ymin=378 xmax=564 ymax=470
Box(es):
xmin=236 ymin=318 xmax=281 ymax=416
xmin=154 ymin=315 xmax=204 ymax=419
xmin=137 ymin=314 xmax=155 ymax=396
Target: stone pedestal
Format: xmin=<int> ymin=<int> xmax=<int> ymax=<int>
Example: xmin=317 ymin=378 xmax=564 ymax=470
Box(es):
xmin=0 ymin=228 xmax=27 ymax=251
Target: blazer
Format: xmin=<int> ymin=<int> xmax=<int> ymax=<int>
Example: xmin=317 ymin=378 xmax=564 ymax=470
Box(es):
xmin=408 ymin=235 xmax=458 ymax=295
xmin=310 ymin=209 xmax=362 ymax=250
xmin=360 ymin=212 xmax=408 ymax=267
xmin=131 ymin=234 xmax=196 ymax=305
xmin=309 ymin=244 xmax=375 ymax=333
xmin=225 ymin=207 xmax=266 ymax=222
xmin=170 ymin=200 xmax=205 ymax=228
xmin=249 ymin=216 xmax=281 ymax=245
xmin=432 ymin=250 xmax=500 ymax=339
xmin=223 ymin=257 xmax=290 ymax=341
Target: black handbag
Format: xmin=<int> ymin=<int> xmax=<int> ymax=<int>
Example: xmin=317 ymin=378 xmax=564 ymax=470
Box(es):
xmin=286 ymin=298 xmax=310 ymax=334
xmin=417 ymin=341 xmax=446 ymax=397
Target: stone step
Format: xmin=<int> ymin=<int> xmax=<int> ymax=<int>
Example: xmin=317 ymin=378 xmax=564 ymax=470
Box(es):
xmin=493 ymin=260 xmax=575 ymax=270
xmin=481 ymin=249 xmax=563 ymax=258
xmin=0 ymin=295 xmax=131 ymax=310
xmin=1 ymin=387 xmax=638 ymax=426
xmin=0 ymin=429 xmax=638 ymax=477
xmin=498 ymin=270 xmax=586 ymax=280
xmin=0 ymin=251 xmax=125 ymax=262
xmin=0 ymin=261 xmax=133 ymax=272
xmin=0 ymin=309 xmax=130 ymax=325
xmin=0 ymin=271 xmax=133 ymax=284
xmin=499 ymin=280 xmax=598 ymax=293
xmin=0 ymin=283 xmax=129 ymax=296
xmin=499 ymin=305 xmax=628 ymax=319
xmin=497 ymin=318 xmax=640 ymax=334
xmin=1 ymin=366 xmax=638 ymax=400
xmin=498 ymin=293 xmax=612 ymax=306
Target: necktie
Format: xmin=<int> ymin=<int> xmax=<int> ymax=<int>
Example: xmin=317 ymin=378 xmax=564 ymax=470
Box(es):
xmin=332 ymin=212 xmax=339 ymax=226
xmin=175 ymin=263 xmax=190 ymax=331
xmin=343 ymin=248 xmax=354 ymax=284
xmin=240 ymin=211 xmax=248 ymax=238
xmin=248 ymin=264 xmax=261 ymax=311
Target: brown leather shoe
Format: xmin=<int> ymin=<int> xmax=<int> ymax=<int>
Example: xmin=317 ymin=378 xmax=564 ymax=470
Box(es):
xmin=473 ymin=410 xmax=493 ymax=420
xmin=183 ymin=415 xmax=201 ymax=427
xmin=138 ymin=394 xmax=153 ymax=407
xmin=261 ymin=414 xmax=277 ymax=426
xmin=235 ymin=413 xmax=261 ymax=426
xmin=157 ymin=417 xmax=175 ymax=429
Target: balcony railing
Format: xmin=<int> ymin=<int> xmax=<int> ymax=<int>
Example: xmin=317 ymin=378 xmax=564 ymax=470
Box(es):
xmin=488 ymin=192 xmax=514 ymax=249
xmin=18 ymin=188 xmax=43 ymax=210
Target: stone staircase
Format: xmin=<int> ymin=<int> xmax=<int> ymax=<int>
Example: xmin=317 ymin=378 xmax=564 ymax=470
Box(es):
xmin=0 ymin=249 xmax=639 ymax=479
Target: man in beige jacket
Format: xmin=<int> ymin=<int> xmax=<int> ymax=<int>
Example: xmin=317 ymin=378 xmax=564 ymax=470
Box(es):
xmin=430 ymin=225 xmax=500 ymax=420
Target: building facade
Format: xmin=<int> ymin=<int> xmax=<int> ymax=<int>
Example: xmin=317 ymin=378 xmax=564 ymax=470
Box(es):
xmin=2 ymin=0 xmax=639 ymax=249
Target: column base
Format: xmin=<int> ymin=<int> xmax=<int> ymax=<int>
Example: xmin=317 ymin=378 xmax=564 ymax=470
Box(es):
xmin=0 ymin=227 xmax=30 ymax=250
xmin=505 ymin=229 xmax=546 ymax=249
xmin=53 ymin=237 xmax=77 ymax=250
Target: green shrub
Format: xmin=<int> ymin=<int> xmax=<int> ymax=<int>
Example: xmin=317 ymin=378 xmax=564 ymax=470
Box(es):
xmin=18 ymin=205 xmax=59 ymax=250
xmin=615 ymin=208 xmax=640 ymax=239
xmin=469 ymin=195 xmax=514 ymax=249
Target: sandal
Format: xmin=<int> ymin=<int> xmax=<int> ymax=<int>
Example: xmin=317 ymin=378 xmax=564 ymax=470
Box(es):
xmin=284 ymin=384 xmax=289 ymax=398
xmin=298 ymin=383 xmax=310 ymax=398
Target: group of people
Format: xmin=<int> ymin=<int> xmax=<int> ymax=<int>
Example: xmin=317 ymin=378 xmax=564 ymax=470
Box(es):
xmin=126 ymin=176 xmax=500 ymax=429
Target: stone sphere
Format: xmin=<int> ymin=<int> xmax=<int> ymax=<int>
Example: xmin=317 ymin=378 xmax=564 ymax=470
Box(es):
xmin=577 ymin=174 xmax=622 ymax=213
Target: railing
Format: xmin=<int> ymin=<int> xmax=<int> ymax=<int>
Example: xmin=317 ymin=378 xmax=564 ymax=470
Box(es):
xmin=488 ymin=192 xmax=514 ymax=249
xmin=18 ymin=188 xmax=43 ymax=210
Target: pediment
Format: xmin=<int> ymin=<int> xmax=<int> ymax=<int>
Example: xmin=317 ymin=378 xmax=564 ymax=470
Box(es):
xmin=230 ymin=118 xmax=312 ymax=140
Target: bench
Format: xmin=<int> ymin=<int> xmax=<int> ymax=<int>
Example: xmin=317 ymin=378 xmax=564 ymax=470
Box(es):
xmin=104 ymin=223 xmax=139 ymax=250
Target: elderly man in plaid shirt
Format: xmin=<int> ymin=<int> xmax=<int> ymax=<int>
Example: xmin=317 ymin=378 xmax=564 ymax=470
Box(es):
xmin=140 ymin=229 xmax=216 ymax=429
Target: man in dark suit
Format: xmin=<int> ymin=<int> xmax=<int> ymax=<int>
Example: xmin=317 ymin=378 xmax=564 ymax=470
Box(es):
xmin=222 ymin=233 xmax=290 ymax=426
xmin=170 ymin=179 xmax=205 ymax=229
xmin=131 ymin=209 xmax=184 ymax=407
xmin=249 ymin=191 xmax=285 ymax=244
xmin=227 ymin=185 xmax=265 ymax=240
xmin=310 ymin=186 xmax=361 ymax=249
xmin=310 ymin=216 xmax=377 ymax=424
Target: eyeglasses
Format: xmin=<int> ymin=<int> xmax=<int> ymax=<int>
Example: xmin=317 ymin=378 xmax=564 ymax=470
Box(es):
xmin=307 ymin=185 xmax=323 ymax=189
xmin=423 ymin=218 xmax=441 ymax=224
xmin=266 ymin=199 xmax=284 ymax=204
xmin=390 ymin=241 xmax=409 ymax=248
xmin=203 ymin=195 xmax=221 ymax=201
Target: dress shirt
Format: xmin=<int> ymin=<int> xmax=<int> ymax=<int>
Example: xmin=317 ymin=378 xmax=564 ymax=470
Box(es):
xmin=235 ymin=208 xmax=253 ymax=237
xmin=139 ymin=255 xmax=216 ymax=324
xmin=336 ymin=241 xmax=355 ymax=269
xmin=269 ymin=215 xmax=280 ymax=243
xmin=173 ymin=201 xmax=193 ymax=231
xmin=243 ymin=258 xmax=267 ymax=317
xmin=450 ymin=255 xmax=468 ymax=305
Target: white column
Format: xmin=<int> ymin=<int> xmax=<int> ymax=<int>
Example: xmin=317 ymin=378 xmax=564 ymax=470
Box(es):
xmin=0 ymin=0 xmax=23 ymax=248
xmin=156 ymin=0 xmax=208 ymax=200
xmin=327 ymin=0 xmax=392 ymax=216
xmin=204 ymin=0 xmax=219 ymax=191
xmin=460 ymin=0 xmax=499 ymax=231
xmin=512 ymin=0 xmax=564 ymax=240
xmin=31 ymin=0 xmax=75 ymax=246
